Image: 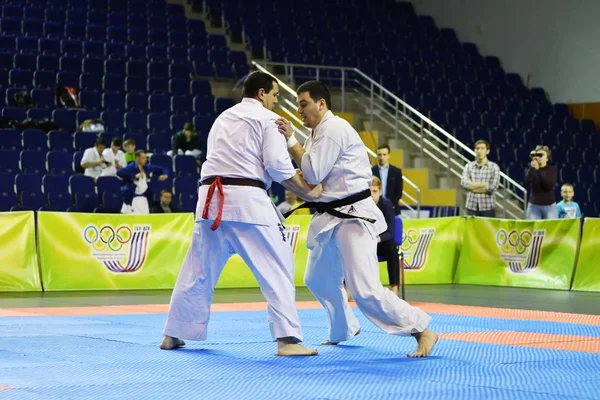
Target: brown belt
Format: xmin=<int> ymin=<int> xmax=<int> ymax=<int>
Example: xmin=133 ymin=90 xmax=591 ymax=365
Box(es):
xmin=201 ymin=177 xmax=266 ymax=230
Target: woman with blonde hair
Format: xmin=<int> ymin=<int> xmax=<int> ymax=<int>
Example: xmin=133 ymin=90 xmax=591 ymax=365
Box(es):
xmin=526 ymin=145 xmax=558 ymax=219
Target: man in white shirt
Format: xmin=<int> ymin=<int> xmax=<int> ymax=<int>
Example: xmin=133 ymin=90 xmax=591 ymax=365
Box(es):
xmin=277 ymin=80 xmax=438 ymax=357
xmin=101 ymin=137 xmax=127 ymax=177
xmin=80 ymin=138 xmax=109 ymax=180
xmin=162 ymin=72 xmax=321 ymax=356
xmin=277 ymin=190 xmax=300 ymax=214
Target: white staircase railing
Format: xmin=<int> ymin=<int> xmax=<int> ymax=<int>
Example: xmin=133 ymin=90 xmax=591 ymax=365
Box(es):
xmin=252 ymin=61 xmax=422 ymax=217
xmin=252 ymin=60 xmax=527 ymax=219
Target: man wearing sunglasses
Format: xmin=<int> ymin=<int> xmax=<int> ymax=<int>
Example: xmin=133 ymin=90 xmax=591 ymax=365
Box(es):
xmin=526 ymin=145 xmax=558 ymax=220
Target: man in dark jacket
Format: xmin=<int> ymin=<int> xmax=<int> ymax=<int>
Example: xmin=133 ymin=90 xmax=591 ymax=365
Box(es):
xmin=117 ymin=150 xmax=169 ymax=214
xmin=371 ymin=177 xmax=400 ymax=296
xmin=371 ymin=145 xmax=403 ymax=215
xmin=151 ymin=189 xmax=180 ymax=213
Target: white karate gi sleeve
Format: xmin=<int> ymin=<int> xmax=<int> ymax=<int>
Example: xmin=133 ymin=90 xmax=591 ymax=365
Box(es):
xmin=262 ymin=122 xmax=296 ymax=183
xmin=301 ymin=135 xmax=342 ymax=185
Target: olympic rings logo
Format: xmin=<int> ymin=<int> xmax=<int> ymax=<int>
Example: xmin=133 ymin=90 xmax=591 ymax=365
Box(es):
xmin=84 ymin=225 xmax=133 ymax=252
xmin=496 ymin=229 xmax=533 ymax=255
xmin=400 ymin=229 xmax=420 ymax=251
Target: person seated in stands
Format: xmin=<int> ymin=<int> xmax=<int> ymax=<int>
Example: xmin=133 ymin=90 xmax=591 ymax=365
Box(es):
xmin=168 ymin=122 xmax=202 ymax=159
xmin=80 ymin=138 xmax=109 ymax=181
xmin=276 ymin=190 xmax=311 ymax=215
xmin=151 ymin=189 xmax=179 ymax=213
xmin=101 ymin=137 xmax=127 ymax=177
xmin=371 ymin=177 xmax=400 ymax=296
xmin=117 ymin=150 xmax=169 ymax=214
xmin=123 ymin=139 xmax=136 ymax=164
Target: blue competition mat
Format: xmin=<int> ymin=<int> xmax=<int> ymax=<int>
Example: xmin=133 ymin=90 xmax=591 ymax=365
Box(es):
xmin=1 ymin=309 xmax=599 ymax=400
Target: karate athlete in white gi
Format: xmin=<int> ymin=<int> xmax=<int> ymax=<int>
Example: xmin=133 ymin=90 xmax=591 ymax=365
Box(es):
xmin=276 ymin=80 xmax=438 ymax=357
xmin=161 ymin=72 xmax=321 ymax=356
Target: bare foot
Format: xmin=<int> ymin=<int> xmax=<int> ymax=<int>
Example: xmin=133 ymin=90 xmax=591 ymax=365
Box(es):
xmin=390 ymin=285 xmax=399 ymax=296
xmin=321 ymin=328 xmax=361 ymax=345
xmin=277 ymin=342 xmax=318 ymax=356
xmin=160 ymin=335 xmax=186 ymax=350
xmin=408 ymin=328 xmax=438 ymax=357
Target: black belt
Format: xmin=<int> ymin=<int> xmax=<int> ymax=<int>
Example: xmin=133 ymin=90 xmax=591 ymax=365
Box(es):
xmin=283 ymin=189 xmax=376 ymax=223
xmin=201 ymin=177 xmax=265 ymax=190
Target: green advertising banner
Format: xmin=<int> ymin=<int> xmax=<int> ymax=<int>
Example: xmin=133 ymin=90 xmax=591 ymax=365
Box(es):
xmin=38 ymin=212 xmax=195 ymax=291
xmin=455 ymin=217 xmax=580 ymax=289
xmin=216 ymin=215 xmax=311 ymax=288
xmin=379 ymin=217 xmax=464 ymax=285
xmin=0 ymin=211 xmax=41 ymax=292
xmin=572 ymin=218 xmax=600 ymax=292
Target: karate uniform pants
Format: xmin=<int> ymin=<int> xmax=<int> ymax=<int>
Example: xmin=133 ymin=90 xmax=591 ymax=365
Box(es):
xmin=305 ymin=220 xmax=431 ymax=343
xmin=164 ymin=220 xmax=304 ymax=342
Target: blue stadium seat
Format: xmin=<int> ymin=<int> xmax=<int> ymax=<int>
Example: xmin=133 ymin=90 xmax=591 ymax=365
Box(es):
xmin=87 ymin=25 xmax=107 ymax=42
xmin=76 ymin=110 xmax=101 ymax=127
xmin=194 ymin=96 xmax=215 ymax=117
xmin=39 ymin=37 xmax=60 ymax=54
xmin=79 ymin=74 xmax=102 ymax=92
xmin=147 ymin=45 xmax=168 ymax=60
xmin=52 ymin=109 xmax=77 ymax=132
xmin=20 ymin=150 xmax=47 ymax=175
xmin=75 ymin=192 xmax=99 ymax=212
xmin=14 ymin=54 xmax=37 ymax=71
xmin=20 ymin=190 xmax=45 ymax=210
xmin=74 ymin=132 xmax=98 ymax=152
xmin=45 ymin=8 xmax=65 ymax=24
xmin=56 ymin=71 xmax=80 ymax=88
xmin=169 ymin=78 xmax=190 ymax=95
xmin=59 ymin=56 xmax=82 ymax=73
xmin=15 ymin=174 xmax=42 ymax=195
xmin=148 ymin=113 xmax=170 ymax=133
xmin=69 ymin=175 xmax=95 ymax=195
xmin=173 ymin=176 xmax=198 ymax=196
xmin=179 ymin=192 xmax=198 ymax=212
xmin=105 ymin=59 xmax=126 ymax=76
xmin=102 ymin=92 xmax=126 ymax=112
xmin=9 ymin=69 xmax=33 ymax=87
xmin=171 ymin=95 xmax=193 ymax=115
xmin=102 ymin=192 xmax=123 ymax=212
xmin=73 ymin=151 xmax=84 ymax=174
xmin=80 ymin=91 xmax=102 ymax=110
xmin=100 ymin=111 xmax=124 ymax=132
xmin=215 ymin=98 xmax=235 ymax=115
xmin=61 ymin=39 xmax=83 ymax=55
xmin=148 ymin=77 xmax=168 ymax=93
xmin=147 ymin=133 xmax=171 ymax=154
xmin=43 ymin=174 xmax=69 ymax=195
xmin=0 ymin=189 xmax=17 ymax=211
xmin=125 ymin=76 xmax=146 ymax=93
xmin=22 ymin=129 xmax=48 ymax=152
xmin=581 ymin=119 xmax=597 ymax=134
xmin=168 ymin=47 xmax=188 ymax=62
xmin=148 ymin=62 xmax=169 ymax=78
xmin=103 ymin=75 xmax=125 ymax=92
xmin=149 ymin=94 xmax=170 ymax=113
xmin=96 ymin=176 xmax=121 ymax=196
xmin=84 ymin=41 xmax=105 ymax=58
xmin=105 ymin=42 xmax=125 ymax=59
xmin=0 ymin=172 xmax=14 ymax=191
xmin=0 ymin=129 xmax=22 ymax=151
xmin=191 ymin=80 xmax=212 ymax=97
xmin=125 ymin=93 xmax=148 ymax=112
xmin=16 ymin=37 xmax=38 ymax=54
xmin=82 ymin=58 xmax=104 ymax=77
xmin=27 ymin=108 xmax=53 ymax=120
xmin=175 ymin=155 xmax=198 ymax=177
xmin=22 ymin=20 xmax=44 ymax=36
xmin=149 ymin=154 xmax=173 ymax=175
xmin=127 ymin=60 xmax=148 ymax=78
xmin=2 ymin=107 xmax=27 ymax=121
xmin=169 ymin=63 xmax=190 ymax=79
xmin=170 ymin=115 xmax=189 ymax=132
xmin=33 ymin=71 xmax=56 ymax=88
xmin=125 ymin=112 xmax=147 ymax=133
xmin=108 ymin=27 xmax=127 ymax=43
xmin=31 ymin=88 xmax=55 ymax=108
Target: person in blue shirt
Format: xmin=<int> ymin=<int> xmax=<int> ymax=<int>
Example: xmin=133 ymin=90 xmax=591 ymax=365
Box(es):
xmin=370 ymin=176 xmax=400 ymax=296
xmin=117 ymin=150 xmax=170 ymax=214
xmin=557 ymin=183 xmax=582 ymax=219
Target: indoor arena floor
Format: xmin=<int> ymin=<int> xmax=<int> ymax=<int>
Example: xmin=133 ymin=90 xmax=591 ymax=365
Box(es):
xmin=1 ymin=285 xmax=599 ymax=400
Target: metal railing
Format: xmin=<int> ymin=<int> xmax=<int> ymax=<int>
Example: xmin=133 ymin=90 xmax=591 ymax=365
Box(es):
xmin=252 ymin=60 xmax=528 ymax=219
xmin=252 ymin=61 xmax=422 ymax=217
